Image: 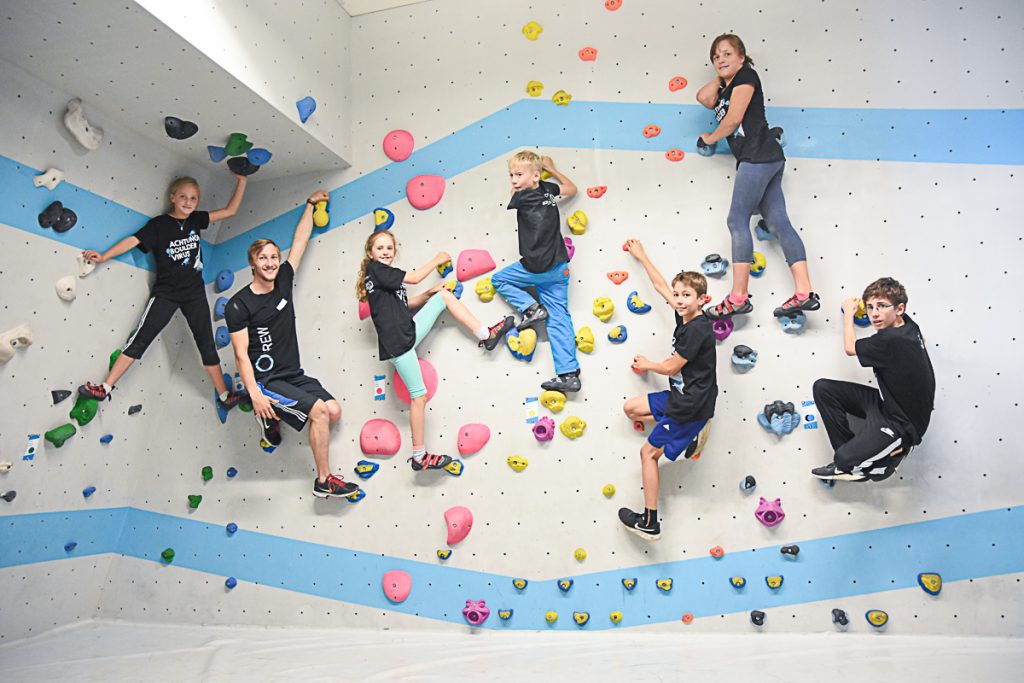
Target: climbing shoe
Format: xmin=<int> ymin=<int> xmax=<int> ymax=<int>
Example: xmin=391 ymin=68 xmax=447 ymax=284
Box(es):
xmin=618 ymin=508 xmax=661 ymax=541
xmin=77 ymin=382 xmax=110 ymax=401
xmin=810 ymin=462 xmax=866 ymax=482
xmin=773 ymin=292 xmax=821 ymax=317
xmin=540 ymin=371 xmax=581 ymax=393
xmin=255 ymin=413 xmax=282 ymax=447
xmin=409 ymin=452 xmax=453 ymax=472
xmin=704 ymin=294 xmax=753 ymax=320
xmin=312 ymin=474 xmax=359 ymax=498
xmin=516 ymin=303 xmax=549 ymax=331
xmin=480 ymin=316 xmax=515 ymax=351
xmin=216 ymin=390 xmax=246 ymax=411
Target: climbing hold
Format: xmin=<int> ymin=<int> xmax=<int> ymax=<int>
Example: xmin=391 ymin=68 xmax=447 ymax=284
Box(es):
xmin=656 ymin=578 xmax=673 ymax=592
xmin=758 ymin=401 xmax=800 ymax=436
xmin=700 ymin=253 xmax=729 ymax=277
xmin=161 ymin=548 xmax=175 ymax=563
xmin=213 ymin=297 xmax=229 ymax=321
xmin=77 ymin=254 xmax=96 ymax=278
xmin=665 ymin=148 xmax=685 ymax=162
xmin=525 ymin=80 xmax=544 ymax=97
xmin=443 ymin=459 xmax=464 ymax=477
xmin=382 ymin=570 xmax=412 ymax=603
xmin=0 ymin=461 xmax=11 ymax=473
xmin=207 ymin=146 xmax=228 ymax=162
xmin=225 ymin=577 xmax=238 ymax=590
xmin=731 ymin=344 xmax=757 ymax=368
xmin=392 ymin=358 xmax=438 ymax=404
xmin=227 ymin=156 xmax=260 ymax=176
xmin=226 ymin=522 xmax=238 ymax=534
xmin=564 ymin=236 xmax=575 ymax=261
xmin=457 ymin=423 xmax=491 ymax=456
xmin=109 ymin=348 xmax=121 ymax=371
xmin=442 ymin=279 xmax=463 ymax=299
xmin=609 ymin=611 xmax=623 ymax=623
xmin=1 ymin=491 xmax=16 ymax=503
xmin=545 ymin=611 xmax=558 ymax=623
xmin=592 ymin=297 xmax=614 ymax=322
xmin=224 ymin=132 xmax=253 ymax=156
xmin=507 ymin=454 xmax=529 ymax=471
xmin=163 ymin=116 xmax=198 ymax=140
xmin=359 ymin=418 xmax=402 ymax=456
xmin=730 ymin=576 xmax=747 ymax=589
xmin=552 ymin=90 xmax=572 ymax=106
xmin=128 ymin=404 xmax=143 ymax=415
xmin=436 ymin=260 xmax=453 ymax=278
xmin=34 ymin=168 xmax=65 ymax=191
xmin=51 ymin=390 xmax=72 ymax=405
xmin=749 ymin=252 xmax=767 ymax=277
xmin=64 ymin=542 xmax=77 ymax=552
xmin=357 ymin=300 xmax=371 ymax=321
xmin=608 ymin=325 xmax=628 ymax=343
xmin=712 ymin=318 xmax=734 ymax=342
xmin=445 ymin=505 xmax=473 ymax=545
xmin=539 ymin=390 xmax=566 ymax=413
xmin=605 ymin=0 xmax=622 ymax=10
xmin=558 ymin=579 xmax=573 ymax=592
xmin=406 ymin=174 xmax=445 ymax=210
xmin=586 ymin=186 xmax=607 ymax=199
xmin=512 ymin=578 xmax=528 ymax=590
xmin=754 ymin=218 xmax=774 ymax=241
xmin=22 ymin=433 xmax=39 ymax=461
xmin=354 ymin=460 xmax=381 ymax=480
xmin=247 ymin=148 xmax=272 ymax=166
xmin=215 ymin=270 xmax=234 ymax=293
xmin=521 ymin=21 xmax=543 ymax=40
xmin=82 ymin=486 xmax=96 ymax=498
xmin=532 ymin=416 xmax=555 ymax=442
xmin=642 ymin=124 xmax=661 ymax=138
xmin=832 ymin=608 xmax=849 ymax=627
xmin=506 ymin=328 xmax=537 ymax=362
xmin=296 ymin=96 xmax=316 ymax=123
xmin=607 ymin=271 xmax=629 ymax=285
xmin=45 ymin=423 xmax=77 ymax=448
xmin=559 ymin=416 xmax=586 ymax=439
xmin=750 ymin=610 xmax=766 ymax=626
xmin=64 ymin=99 xmax=103 ymax=150
xmin=777 ymin=311 xmax=807 ymax=333
xmin=312 ymin=200 xmax=329 ymax=228
xmin=201 ymin=466 xmax=213 ymax=482
xmin=842 ymin=300 xmax=872 ymax=328
xmin=622 ymin=578 xmax=637 ymax=591
xmin=38 ymin=201 xmax=77 ymax=233
xmin=602 ymin=484 xmax=615 ymax=498
xmin=574 ymin=548 xmax=587 ymax=562
xmin=474 ymin=277 xmax=495 ymax=302
xmin=682 ymin=613 xmax=695 ymax=624
xmin=437 ymin=549 xmax=452 ymax=560
xmin=346 ymin=489 xmax=367 ymax=504
xmin=382 ymin=130 xmax=415 ymax=162
xmin=187 ymin=494 xmax=202 ymax=509
xmin=55 ymin=275 xmax=77 ymax=302
xmin=865 ymin=610 xmax=889 ymax=628
xmin=710 ymin=545 xmax=725 ymax=559
xmin=498 ymin=609 xmax=513 ymax=621
xmin=771 ymin=126 xmax=786 ymax=147
xmin=215 ymin=326 xmax=230 ymax=349
xmin=575 ymin=326 xmax=595 ymax=353
xmin=373 ymin=208 xmax=395 ymax=232
xmin=696 ymin=136 xmax=717 ymax=157
xmin=226 ymin=467 xmax=238 ymax=478
xmin=573 ymin=612 xmax=590 ymax=626
xmin=918 ymin=572 xmax=942 ymax=596
xmin=754 ymin=497 xmax=786 ymax=527
xmin=765 ymin=575 xmax=784 ymax=589
xmin=781 ymin=545 xmax=800 ymax=558
xmin=626 ymin=291 xmax=651 ymax=314
xmin=578 ymin=47 xmax=598 ymax=62
xmin=456 ymin=249 xmax=496 ymax=282
xmin=566 ymin=210 xmax=588 ymax=235
xmin=668 ymin=75 xmax=688 ymax=92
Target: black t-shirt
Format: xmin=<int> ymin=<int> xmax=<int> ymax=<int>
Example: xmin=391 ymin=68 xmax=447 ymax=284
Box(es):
xmin=224 ymin=261 xmax=302 ymax=380
xmin=714 ymin=64 xmax=784 ymax=165
xmin=364 ymin=259 xmax=415 ymax=360
xmin=665 ymin=313 xmax=718 ymax=423
xmin=855 ymin=314 xmax=935 ymax=444
xmin=507 ymin=180 xmax=569 ymax=274
xmin=134 ymin=211 xmax=210 ymax=299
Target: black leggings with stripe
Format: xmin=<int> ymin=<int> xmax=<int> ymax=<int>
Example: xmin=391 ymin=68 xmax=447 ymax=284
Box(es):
xmin=122 ymin=295 xmax=219 ymax=366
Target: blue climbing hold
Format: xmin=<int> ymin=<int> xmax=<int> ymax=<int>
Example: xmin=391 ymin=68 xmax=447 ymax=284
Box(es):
xmin=739 ymin=475 xmax=756 ymax=494
xmin=696 ymin=136 xmax=717 ymax=157
xmin=225 ymin=576 xmax=238 ymax=589
xmin=99 ymin=434 xmax=113 ymax=444
xmin=64 ymin=542 xmax=77 ymax=552
xmin=215 ymin=270 xmax=234 ymax=293
xmin=754 ymin=219 xmax=775 ymax=241
xmin=731 ymin=345 xmax=757 ymax=369
xmin=373 ymin=208 xmax=395 ymax=231
xmin=625 ymin=291 xmax=651 ymax=314
xmin=621 ymin=577 xmax=637 ymax=591
xmin=777 ymin=311 xmax=806 ymax=333
xmin=214 ymin=296 xmax=229 ymax=320
xmin=296 ymin=96 xmax=317 ymax=123
xmin=346 ymin=489 xmax=366 ymax=503
xmin=247 ymin=148 xmax=272 ymax=165
xmin=226 ymin=522 xmax=238 ymax=535
xmin=207 ymin=145 xmax=228 ymax=163
xmin=215 ymin=326 xmax=230 ymax=349
xmin=557 ymin=579 xmax=573 ymax=592
xmin=226 ymin=467 xmax=238 ymax=478
xmin=700 ymin=253 xmax=729 ymax=277
xmin=82 ymin=486 xmax=96 ymax=498
xmin=607 ymin=325 xmax=628 ymax=344
xmin=354 ymin=460 xmax=380 ymax=479
xmin=757 ymin=400 xmax=800 ymax=436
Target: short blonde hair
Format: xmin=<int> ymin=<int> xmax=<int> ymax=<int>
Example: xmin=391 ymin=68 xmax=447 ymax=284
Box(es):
xmin=247 ymin=239 xmax=280 ymax=269
xmin=508 ymin=151 xmax=543 ymax=173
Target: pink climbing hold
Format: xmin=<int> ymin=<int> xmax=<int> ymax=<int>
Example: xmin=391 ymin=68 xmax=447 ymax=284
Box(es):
xmin=406 ymin=174 xmax=445 ymax=210
xmin=445 ymin=505 xmax=473 ymax=545
xmin=383 ymin=130 xmax=414 ymax=162
xmin=457 ymin=423 xmax=491 ymax=456
xmin=359 ymin=418 xmax=402 ymax=456
xmin=755 ymin=497 xmax=786 ymax=527
xmin=382 ymin=569 xmax=412 ymax=603
xmin=456 ymin=249 xmax=496 ymax=282
xmin=358 ymin=299 xmax=370 ymax=320
xmin=564 ymin=236 xmax=575 ymax=261
xmin=532 ymin=416 xmax=555 ymax=442
xmin=393 ymin=358 xmax=438 ymax=404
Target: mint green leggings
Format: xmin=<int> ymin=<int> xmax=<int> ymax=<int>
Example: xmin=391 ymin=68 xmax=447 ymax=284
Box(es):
xmin=389 ymin=293 xmax=447 ymax=398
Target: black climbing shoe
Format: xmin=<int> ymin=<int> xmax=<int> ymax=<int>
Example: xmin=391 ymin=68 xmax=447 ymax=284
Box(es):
xmin=618 ymin=507 xmax=661 ymax=541
xmin=516 ymin=303 xmax=549 ymax=331
xmin=408 ymin=452 xmax=453 ymax=472
xmin=773 ymin=292 xmax=821 ymax=318
xmin=704 ymin=294 xmax=753 ymax=320
xmin=540 ymin=371 xmax=581 ymax=393
xmin=480 ymin=316 xmax=515 ymax=351
xmin=313 ymin=474 xmax=359 ymax=498
xmin=78 ymin=382 xmax=110 ymax=402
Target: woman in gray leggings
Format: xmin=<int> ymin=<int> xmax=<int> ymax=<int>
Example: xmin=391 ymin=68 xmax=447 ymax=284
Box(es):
xmin=695 ymin=33 xmax=820 ymax=320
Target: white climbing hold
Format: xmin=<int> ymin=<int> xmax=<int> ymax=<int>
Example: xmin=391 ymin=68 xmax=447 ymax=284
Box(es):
xmin=34 ymin=168 xmax=65 ymax=191
xmin=64 ymin=99 xmax=103 ymax=151
xmin=77 ymin=254 xmax=96 ymax=278
xmin=56 ymin=275 xmax=77 ymax=302
xmin=0 ymin=323 xmax=33 ymax=364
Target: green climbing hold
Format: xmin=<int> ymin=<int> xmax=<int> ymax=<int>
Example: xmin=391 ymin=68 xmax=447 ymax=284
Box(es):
xmin=69 ymin=396 xmax=98 ymax=426
xmin=45 ymin=423 xmax=77 ymax=448
xmin=239 ymin=401 xmax=253 ymax=413
xmin=188 ymin=494 xmax=202 ymax=509
xmin=201 ymin=466 xmax=213 ymax=482
xmin=224 ymin=132 xmax=253 ymax=156
xmin=161 ymin=548 xmax=175 ymax=563
xmin=109 ymin=348 xmax=121 ymax=371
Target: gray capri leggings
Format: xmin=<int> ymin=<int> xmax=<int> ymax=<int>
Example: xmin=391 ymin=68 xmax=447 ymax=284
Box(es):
xmin=727 ymin=160 xmax=807 ymax=266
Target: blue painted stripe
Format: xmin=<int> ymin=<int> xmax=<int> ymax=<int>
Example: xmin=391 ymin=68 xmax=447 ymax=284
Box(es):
xmin=2 ymin=505 xmax=1021 ymax=630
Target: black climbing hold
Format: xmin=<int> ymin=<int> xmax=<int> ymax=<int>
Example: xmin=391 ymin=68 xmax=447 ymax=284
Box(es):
xmin=164 ymin=116 xmax=199 ymax=140
xmin=739 ymin=475 xmax=756 ymax=493
xmin=781 ymin=544 xmax=800 ymax=557
xmin=703 ymin=253 xmax=724 ymax=264
xmin=733 ymin=344 xmax=755 ymax=360
xmin=128 ymin=404 xmax=143 ymax=416
xmin=750 ymin=610 xmax=765 ymax=626
xmin=763 ymin=400 xmax=796 ymax=422
xmin=1 ymin=490 xmax=16 ymax=502
xmin=51 ymin=389 xmax=72 ymax=405
xmin=832 ymin=608 xmax=849 ymax=627
xmin=227 ymin=156 xmax=260 ymax=176
xmin=38 ymin=201 xmax=64 ymax=228
xmin=52 ymin=208 xmax=77 ymax=233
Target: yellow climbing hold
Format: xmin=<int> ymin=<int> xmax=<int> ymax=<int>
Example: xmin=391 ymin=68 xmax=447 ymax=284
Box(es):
xmin=566 ymin=210 xmax=588 ymax=235
xmin=602 ymin=484 xmax=615 ymax=498
xmin=552 ymin=90 xmax=572 ymax=106
xmin=866 ymin=609 xmax=889 ymax=628
xmin=507 ymin=455 xmax=528 ymax=472
xmin=574 ymin=547 xmax=587 ymax=561
xmin=526 ymin=80 xmax=545 ymax=97
xmin=545 ymin=610 xmax=558 ymax=623
xmin=609 ymin=610 xmax=622 ymax=623
xmin=575 ymin=326 xmax=595 ymax=353
xmin=522 ymin=21 xmax=543 ymax=40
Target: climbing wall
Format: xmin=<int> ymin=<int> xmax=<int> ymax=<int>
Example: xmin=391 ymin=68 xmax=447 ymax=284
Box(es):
xmin=2 ymin=0 xmax=1023 ymax=644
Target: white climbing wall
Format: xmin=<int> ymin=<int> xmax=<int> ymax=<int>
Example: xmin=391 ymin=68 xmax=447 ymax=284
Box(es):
xmin=1 ymin=0 xmax=1023 ymax=656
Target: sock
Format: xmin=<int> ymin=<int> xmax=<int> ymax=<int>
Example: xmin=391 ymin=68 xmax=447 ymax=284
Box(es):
xmin=727 ymin=293 xmax=748 ymax=306
xmin=412 ymin=447 xmax=426 ymax=464
xmin=219 ymin=390 xmax=230 ymax=401
xmin=475 ymin=325 xmax=489 ymax=341
xmin=795 ymin=291 xmax=809 ymax=300
xmin=644 ymin=508 xmax=658 ymax=526
xmin=102 ymin=383 xmax=113 ymax=394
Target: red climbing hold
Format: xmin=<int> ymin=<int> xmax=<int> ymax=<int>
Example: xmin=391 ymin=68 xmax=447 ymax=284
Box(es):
xmin=642 ymin=124 xmax=661 ymax=138
xmin=578 ymin=47 xmax=598 ymax=62
xmin=586 ymin=186 xmax=607 ymax=199
xmin=668 ymin=76 xmax=688 ymax=92
xmin=665 ymin=148 xmax=685 ymax=162
xmin=605 ymin=0 xmax=623 ymax=10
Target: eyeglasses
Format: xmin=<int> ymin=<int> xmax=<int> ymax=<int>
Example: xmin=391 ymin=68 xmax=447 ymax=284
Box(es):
xmin=863 ymin=303 xmax=894 ymax=312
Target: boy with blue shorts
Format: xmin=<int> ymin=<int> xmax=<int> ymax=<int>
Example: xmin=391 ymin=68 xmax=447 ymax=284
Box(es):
xmin=492 ymin=151 xmax=581 ymax=392
xmin=618 ymin=239 xmax=718 ymax=541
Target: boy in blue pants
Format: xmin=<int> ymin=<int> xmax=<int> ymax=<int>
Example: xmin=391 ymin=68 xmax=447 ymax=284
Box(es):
xmin=618 ymin=239 xmax=718 ymax=540
xmin=492 ymin=151 xmax=581 ymax=392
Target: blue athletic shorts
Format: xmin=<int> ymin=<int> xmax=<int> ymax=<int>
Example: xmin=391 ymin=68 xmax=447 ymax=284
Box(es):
xmin=646 ymin=391 xmax=708 ymax=461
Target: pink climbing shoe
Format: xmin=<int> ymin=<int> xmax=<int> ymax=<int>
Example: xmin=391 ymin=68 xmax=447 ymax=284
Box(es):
xmin=704 ymin=294 xmax=753 ymax=320
xmin=480 ymin=316 xmax=515 ymax=351
xmin=773 ymin=292 xmax=821 ymax=317
xmin=409 ymin=453 xmax=453 ymax=472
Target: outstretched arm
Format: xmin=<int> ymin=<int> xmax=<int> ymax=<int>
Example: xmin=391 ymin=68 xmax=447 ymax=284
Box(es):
xmin=624 ymin=239 xmax=673 ymax=305
xmin=229 ymin=328 xmax=277 ymax=421
xmin=541 ymin=156 xmax=577 ymax=199
xmin=701 ymin=84 xmax=753 ymax=144
xmin=82 ymin=235 xmax=140 ymax=265
xmin=208 ymin=173 xmax=249 ymax=223
xmin=404 ymin=251 xmax=451 ymax=285
xmin=287 ymin=189 xmax=329 ymax=271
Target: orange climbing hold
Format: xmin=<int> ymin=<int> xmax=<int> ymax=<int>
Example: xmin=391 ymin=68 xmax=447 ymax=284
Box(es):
xmin=709 ymin=545 xmax=725 ymax=558
xmin=605 ymin=0 xmax=622 ymax=10
xmin=681 ymin=613 xmax=694 ymax=624
xmin=607 ymin=271 xmax=629 ymax=285
xmin=643 ymin=124 xmax=661 ymax=138
xmin=665 ymin=148 xmax=685 ymax=162
xmin=668 ymin=76 xmax=688 ymax=92
xmin=578 ymin=47 xmax=598 ymax=62
xmin=587 ymin=185 xmax=607 ymax=198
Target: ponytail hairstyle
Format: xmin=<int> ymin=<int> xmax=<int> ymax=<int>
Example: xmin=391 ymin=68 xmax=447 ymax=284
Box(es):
xmin=709 ymin=33 xmax=754 ymax=67
xmin=356 ymin=230 xmax=398 ymax=301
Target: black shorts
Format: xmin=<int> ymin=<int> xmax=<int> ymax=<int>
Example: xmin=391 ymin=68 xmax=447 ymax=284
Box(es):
xmin=122 ymin=295 xmax=219 ymax=366
xmin=259 ymin=372 xmax=334 ymax=432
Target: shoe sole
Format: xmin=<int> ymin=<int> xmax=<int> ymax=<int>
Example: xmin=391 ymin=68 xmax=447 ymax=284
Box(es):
xmin=516 ymin=314 xmax=548 ymax=332
xmin=811 ymin=470 xmax=866 ymax=482
xmin=312 ymin=487 xmax=359 ymax=498
xmin=623 ymin=524 xmax=661 ymax=541
xmin=773 ymin=303 xmax=821 ymax=318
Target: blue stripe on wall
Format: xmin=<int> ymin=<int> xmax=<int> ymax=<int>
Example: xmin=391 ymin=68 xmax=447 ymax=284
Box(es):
xmin=2 ymin=505 xmax=1021 ymax=630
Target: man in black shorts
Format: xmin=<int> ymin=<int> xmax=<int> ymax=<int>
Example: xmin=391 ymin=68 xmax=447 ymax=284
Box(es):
xmin=225 ymin=189 xmax=359 ymax=499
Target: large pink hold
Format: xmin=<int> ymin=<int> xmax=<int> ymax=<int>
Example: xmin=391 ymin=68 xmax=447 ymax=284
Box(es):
xmin=360 ymin=418 xmax=402 ymax=456
xmin=445 ymin=505 xmax=473 ymax=545
xmin=383 ymin=130 xmax=414 ymax=162
xmin=358 ymin=299 xmax=370 ymax=320
xmin=382 ymin=569 xmax=412 ymax=603
xmin=457 ymin=423 xmax=490 ymax=456
xmin=456 ymin=249 xmax=496 ymax=282
xmin=406 ymin=174 xmax=445 ymax=210
xmin=393 ymin=358 xmax=438 ymax=404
